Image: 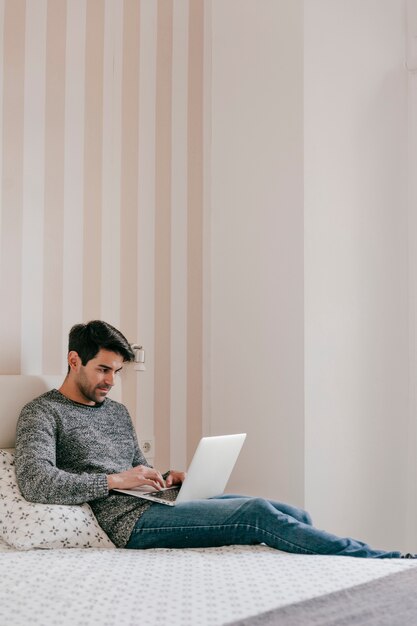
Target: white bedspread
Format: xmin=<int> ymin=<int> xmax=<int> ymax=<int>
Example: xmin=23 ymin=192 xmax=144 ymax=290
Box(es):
xmin=1 ymin=544 xmax=416 ymax=626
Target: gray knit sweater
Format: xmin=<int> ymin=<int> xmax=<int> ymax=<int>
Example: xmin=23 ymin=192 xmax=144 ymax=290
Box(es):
xmin=15 ymin=389 xmax=155 ymax=548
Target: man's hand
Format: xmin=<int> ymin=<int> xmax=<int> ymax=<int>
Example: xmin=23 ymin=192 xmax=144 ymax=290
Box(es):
xmin=165 ymin=470 xmax=186 ymax=488
xmin=107 ymin=465 xmax=165 ymax=491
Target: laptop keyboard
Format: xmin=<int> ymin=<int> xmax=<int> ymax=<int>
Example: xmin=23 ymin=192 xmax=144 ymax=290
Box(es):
xmin=148 ymin=487 xmax=181 ymax=502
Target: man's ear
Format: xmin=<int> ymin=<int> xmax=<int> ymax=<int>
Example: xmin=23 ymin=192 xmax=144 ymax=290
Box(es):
xmin=68 ymin=351 xmax=80 ymax=371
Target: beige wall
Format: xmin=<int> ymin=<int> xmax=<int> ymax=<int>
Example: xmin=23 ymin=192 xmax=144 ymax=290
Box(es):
xmin=406 ymin=0 xmax=417 ymax=551
xmin=304 ymin=0 xmax=410 ymax=551
xmin=206 ymin=0 xmax=305 ymax=506
xmin=207 ymin=0 xmax=414 ymax=553
xmin=0 ymin=0 xmax=204 ymax=471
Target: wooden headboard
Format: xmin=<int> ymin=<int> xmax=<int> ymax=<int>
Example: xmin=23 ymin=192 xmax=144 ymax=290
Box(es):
xmin=0 ymin=375 xmax=122 ymax=448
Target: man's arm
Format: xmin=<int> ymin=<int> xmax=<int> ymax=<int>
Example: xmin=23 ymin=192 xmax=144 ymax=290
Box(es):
xmin=113 ymin=430 xmax=185 ymax=490
xmin=107 ymin=465 xmax=165 ymax=490
xmin=15 ymin=404 xmax=109 ymax=505
xmin=102 ymin=420 xmax=165 ymax=490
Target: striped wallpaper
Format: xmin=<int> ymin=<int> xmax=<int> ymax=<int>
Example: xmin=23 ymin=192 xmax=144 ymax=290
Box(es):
xmin=0 ymin=0 xmax=204 ymax=471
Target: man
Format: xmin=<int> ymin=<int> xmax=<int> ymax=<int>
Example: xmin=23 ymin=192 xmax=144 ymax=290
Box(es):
xmin=15 ymin=320 xmax=414 ymax=557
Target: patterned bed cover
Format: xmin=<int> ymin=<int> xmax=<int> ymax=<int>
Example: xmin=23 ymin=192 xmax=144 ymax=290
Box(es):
xmin=228 ymin=565 xmax=417 ymax=626
xmin=0 ymin=544 xmax=416 ymax=626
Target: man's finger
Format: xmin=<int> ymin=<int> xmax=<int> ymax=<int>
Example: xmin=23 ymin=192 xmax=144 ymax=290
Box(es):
xmin=154 ymin=471 xmax=165 ymax=486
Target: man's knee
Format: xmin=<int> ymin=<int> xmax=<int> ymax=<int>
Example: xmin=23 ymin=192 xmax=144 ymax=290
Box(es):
xmin=241 ymin=497 xmax=272 ymax=518
xmin=243 ymin=497 xmax=313 ymax=526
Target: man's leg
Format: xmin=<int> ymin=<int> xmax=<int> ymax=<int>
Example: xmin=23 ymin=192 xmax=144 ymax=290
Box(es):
xmin=217 ymin=494 xmax=313 ymax=526
xmin=125 ymin=496 xmax=401 ymax=558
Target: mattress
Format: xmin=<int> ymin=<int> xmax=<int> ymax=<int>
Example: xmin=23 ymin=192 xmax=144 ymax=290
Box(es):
xmin=1 ymin=544 xmax=416 ymax=626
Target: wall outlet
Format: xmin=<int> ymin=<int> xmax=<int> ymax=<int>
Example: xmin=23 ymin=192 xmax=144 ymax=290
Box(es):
xmin=140 ymin=438 xmax=155 ymax=456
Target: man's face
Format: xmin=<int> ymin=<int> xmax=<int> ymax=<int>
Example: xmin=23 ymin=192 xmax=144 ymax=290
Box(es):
xmin=70 ymin=348 xmax=124 ymax=405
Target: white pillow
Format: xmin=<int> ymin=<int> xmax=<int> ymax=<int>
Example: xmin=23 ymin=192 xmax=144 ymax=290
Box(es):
xmin=0 ymin=449 xmax=115 ymax=550
xmin=0 ymin=535 xmax=12 ymax=551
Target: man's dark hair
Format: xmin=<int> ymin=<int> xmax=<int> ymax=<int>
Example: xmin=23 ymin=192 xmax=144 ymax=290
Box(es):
xmin=68 ymin=320 xmax=135 ymax=366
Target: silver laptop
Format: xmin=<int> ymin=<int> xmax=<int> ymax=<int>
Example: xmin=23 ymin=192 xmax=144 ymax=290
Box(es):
xmin=114 ymin=433 xmax=246 ymax=506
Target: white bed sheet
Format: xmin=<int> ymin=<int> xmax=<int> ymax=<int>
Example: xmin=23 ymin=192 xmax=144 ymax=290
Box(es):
xmin=1 ymin=544 xmax=416 ymax=626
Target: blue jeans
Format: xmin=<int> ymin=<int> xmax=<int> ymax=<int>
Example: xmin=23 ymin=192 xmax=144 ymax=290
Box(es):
xmin=125 ymin=494 xmax=401 ymax=558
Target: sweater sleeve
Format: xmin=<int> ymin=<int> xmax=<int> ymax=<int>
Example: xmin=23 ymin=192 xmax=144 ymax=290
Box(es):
xmin=15 ymin=402 xmax=109 ymax=505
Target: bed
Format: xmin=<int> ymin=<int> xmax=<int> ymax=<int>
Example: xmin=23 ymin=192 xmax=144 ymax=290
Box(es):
xmin=1 ymin=375 xmax=416 ymax=626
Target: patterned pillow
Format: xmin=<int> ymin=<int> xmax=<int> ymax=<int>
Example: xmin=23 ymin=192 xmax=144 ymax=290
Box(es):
xmin=0 ymin=449 xmax=115 ymax=550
